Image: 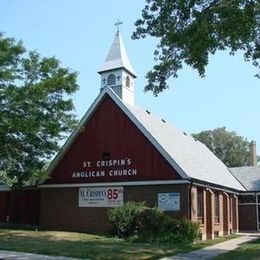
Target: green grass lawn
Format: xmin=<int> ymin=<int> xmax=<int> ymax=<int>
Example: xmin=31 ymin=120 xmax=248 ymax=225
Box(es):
xmin=215 ymin=238 xmax=260 ymax=260
xmin=0 ymin=229 xmax=239 ymax=259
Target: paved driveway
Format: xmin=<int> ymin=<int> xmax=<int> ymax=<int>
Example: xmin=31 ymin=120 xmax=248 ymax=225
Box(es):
xmin=161 ymin=233 xmax=260 ymax=260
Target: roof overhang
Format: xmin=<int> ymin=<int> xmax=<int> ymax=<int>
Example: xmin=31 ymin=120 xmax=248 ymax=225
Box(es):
xmin=98 ymin=66 xmax=137 ymax=78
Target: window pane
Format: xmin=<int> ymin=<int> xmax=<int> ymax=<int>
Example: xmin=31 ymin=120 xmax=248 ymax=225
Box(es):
xmin=197 ymin=188 xmax=204 ymax=224
xmin=126 ymin=76 xmax=130 ymax=87
xmin=107 ymin=74 xmax=116 ymax=85
xmin=215 ymin=192 xmax=220 ymax=223
xmin=238 ymin=195 xmax=256 ymax=204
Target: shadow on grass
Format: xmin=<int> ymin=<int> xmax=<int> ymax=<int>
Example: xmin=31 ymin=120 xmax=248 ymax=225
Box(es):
xmin=0 ymin=230 xmax=185 ymax=259
xmin=0 ymin=230 xmax=241 ymax=260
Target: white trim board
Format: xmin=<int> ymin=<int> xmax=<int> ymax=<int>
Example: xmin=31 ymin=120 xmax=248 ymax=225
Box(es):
xmin=40 ymin=179 xmax=190 ymax=189
xmin=192 ymin=182 xmax=240 ymax=195
xmin=238 ymin=203 xmax=257 ymax=205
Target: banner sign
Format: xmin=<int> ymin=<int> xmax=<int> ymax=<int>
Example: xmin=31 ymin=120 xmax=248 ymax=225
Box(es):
xmin=79 ymin=187 xmax=123 ymax=207
xmin=158 ymin=193 xmax=180 ymax=211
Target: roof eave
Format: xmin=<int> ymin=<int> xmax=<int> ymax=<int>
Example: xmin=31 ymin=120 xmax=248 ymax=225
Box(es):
xmin=98 ymin=66 xmax=137 ymax=78
xmin=191 ymin=178 xmax=245 ymax=193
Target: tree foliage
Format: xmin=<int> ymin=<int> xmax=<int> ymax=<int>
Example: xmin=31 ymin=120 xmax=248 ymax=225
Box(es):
xmin=0 ymin=33 xmax=78 ymax=188
xmin=192 ymin=127 xmax=252 ymax=167
xmin=133 ymin=0 xmax=260 ymax=95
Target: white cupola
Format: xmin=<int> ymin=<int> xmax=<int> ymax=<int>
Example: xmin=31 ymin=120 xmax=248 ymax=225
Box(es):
xmin=98 ymin=27 xmax=137 ymax=106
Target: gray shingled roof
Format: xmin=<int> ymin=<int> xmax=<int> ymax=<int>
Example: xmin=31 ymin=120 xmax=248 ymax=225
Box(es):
xmin=229 ymin=167 xmax=260 ymax=191
xmin=125 ymin=103 xmax=245 ymax=191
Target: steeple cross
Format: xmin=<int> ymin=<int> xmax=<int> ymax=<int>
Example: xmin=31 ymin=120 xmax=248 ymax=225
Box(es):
xmin=114 ymin=19 xmax=123 ymax=32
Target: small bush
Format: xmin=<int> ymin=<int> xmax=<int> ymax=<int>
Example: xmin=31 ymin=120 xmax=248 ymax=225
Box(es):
xmin=161 ymin=218 xmax=200 ymax=243
xmin=108 ymin=201 xmax=145 ymax=238
xmin=178 ymin=218 xmax=200 ymax=243
xmin=108 ymin=201 xmax=200 ymax=243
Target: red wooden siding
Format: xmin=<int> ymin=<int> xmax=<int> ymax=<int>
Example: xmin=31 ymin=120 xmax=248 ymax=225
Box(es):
xmin=10 ymin=190 xmax=41 ymax=225
xmin=0 ymin=190 xmax=41 ymax=225
xmin=0 ymin=192 xmax=9 ymax=222
xmin=46 ymin=95 xmax=181 ymax=184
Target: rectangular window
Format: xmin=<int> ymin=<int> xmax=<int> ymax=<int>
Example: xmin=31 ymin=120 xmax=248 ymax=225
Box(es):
xmin=229 ymin=196 xmax=232 ymax=222
xmin=238 ymin=195 xmax=256 ymax=204
xmin=197 ymin=188 xmax=204 ymax=224
xmin=214 ymin=192 xmax=220 ymax=224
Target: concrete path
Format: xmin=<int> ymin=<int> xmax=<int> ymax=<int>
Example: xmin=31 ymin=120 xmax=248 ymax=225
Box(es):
xmin=0 ymin=250 xmax=79 ymax=260
xmin=162 ymin=233 xmax=260 ymax=260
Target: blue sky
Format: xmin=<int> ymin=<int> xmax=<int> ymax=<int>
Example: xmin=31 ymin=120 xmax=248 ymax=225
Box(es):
xmin=1 ymin=0 xmax=260 ymax=154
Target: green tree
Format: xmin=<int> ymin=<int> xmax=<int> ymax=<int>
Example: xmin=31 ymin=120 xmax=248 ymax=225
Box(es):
xmin=133 ymin=0 xmax=260 ymax=95
xmin=0 ymin=33 xmax=78 ymax=188
xmin=192 ymin=127 xmax=251 ymax=167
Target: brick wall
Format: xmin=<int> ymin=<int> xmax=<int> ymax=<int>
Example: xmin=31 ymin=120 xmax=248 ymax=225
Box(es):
xmin=190 ymin=185 xmax=238 ymax=240
xmin=40 ymin=184 xmax=189 ymax=234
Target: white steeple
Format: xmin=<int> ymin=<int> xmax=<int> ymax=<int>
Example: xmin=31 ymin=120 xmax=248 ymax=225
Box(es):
xmin=98 ymin=25 xmax=137 ymax=106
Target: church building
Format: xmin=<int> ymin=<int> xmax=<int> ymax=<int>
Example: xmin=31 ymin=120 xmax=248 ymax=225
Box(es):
xmin=37 ymin=28 xmax=245 ymax=240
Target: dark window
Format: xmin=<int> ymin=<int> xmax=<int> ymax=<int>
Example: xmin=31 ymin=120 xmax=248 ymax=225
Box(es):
xmin=229 ymin=196 xmax=232 ymax=222
xmin=126 ymin=76 xmax=130 ymax=87
xmin=214 ymin=192 xmax=220 ymax=224
xmin=197 ymin=188 xmax=204 ymax=224
xmin=102 ymin=152 xmax=111 ymax=160
xmin=238 ymin=195 xmax=256 ymax=204
xmin=107 ymin=74 xmax=116 ymax=85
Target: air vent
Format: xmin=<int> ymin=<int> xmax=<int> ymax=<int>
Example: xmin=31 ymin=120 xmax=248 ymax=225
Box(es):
xmin=146 ymin=110 xmax=151 ymax=114
xmin=102 ymin=152 xmax=111 ymax=160
xmin=161 ymin=119 xmax=166 ymax=123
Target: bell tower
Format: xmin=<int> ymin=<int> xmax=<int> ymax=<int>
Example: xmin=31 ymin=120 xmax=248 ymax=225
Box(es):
xmin=98 ymin=21 xmax=137 ymax=106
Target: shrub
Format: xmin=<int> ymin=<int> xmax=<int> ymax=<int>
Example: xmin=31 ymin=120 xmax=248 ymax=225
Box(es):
xmin=108 ymin=201 xmax=145 ymax=238
xmin=108 ymin=201 xmax=200 ymax=243
xmin=178 ymin=218 xmax=200 ymax=243
xmin=162 ymin=218 xmax=200 ymax=243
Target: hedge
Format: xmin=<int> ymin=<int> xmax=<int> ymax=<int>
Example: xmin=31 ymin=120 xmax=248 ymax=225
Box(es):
xmin=108 ymin=201 xmax=200 ymax=243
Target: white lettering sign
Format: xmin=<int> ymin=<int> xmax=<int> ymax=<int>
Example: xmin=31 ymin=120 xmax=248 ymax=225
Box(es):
xmin=79 ymin=187 xmax=123 ymax=207
xmin=158 ymin=193 xmax=180 ymax=211
xmin=82 ymin=158 xmax=131 ymax=168
xmin=72 ymin=157 xmax=137 ymax=179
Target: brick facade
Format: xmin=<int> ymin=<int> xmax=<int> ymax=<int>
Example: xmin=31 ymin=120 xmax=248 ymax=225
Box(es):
xmin=40 ymin=184 xmax=189 ymax=234
xmin=190 ymin=185 xmax=238 ymax=240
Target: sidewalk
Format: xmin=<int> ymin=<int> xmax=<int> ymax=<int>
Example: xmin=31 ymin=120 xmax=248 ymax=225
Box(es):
xmin=162 ymin=233 xmax=260 ymax=259
xmin=0 ymin=250 xmax=79 ymax=260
